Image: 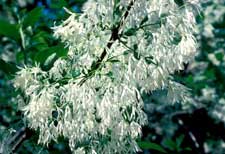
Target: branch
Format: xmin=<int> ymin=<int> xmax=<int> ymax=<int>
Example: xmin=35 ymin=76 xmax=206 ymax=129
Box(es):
xmin=98 ymin=0 xmax=135 ymax=64
xmin=4 ymin=127 xmax=33 ymax=153
xmin=78 ymin=0 xmax=136 ymax=86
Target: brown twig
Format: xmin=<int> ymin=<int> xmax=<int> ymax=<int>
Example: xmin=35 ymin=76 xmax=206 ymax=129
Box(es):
xmin=78 ymin=0 xmax=136 ymax=86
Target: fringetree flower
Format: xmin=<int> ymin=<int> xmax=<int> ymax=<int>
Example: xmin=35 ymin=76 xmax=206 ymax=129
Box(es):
xmin=14 ymin=0 xmax=198 ymax=153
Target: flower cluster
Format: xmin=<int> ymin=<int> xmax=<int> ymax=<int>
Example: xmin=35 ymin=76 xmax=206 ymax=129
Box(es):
xmin=14 ymin=0 xmax=198 ymax=153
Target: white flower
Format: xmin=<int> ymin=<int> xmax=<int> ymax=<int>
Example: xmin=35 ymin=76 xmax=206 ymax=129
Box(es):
xmin=49 ymin=58 xmax=68 ymax=80
xmin=73 ymin=147 xmax=85 ymax=154
xmin=14 ymin=0 xmax=198 ymax=153
xmin=167 ymin=81 xmax=192 ymax=104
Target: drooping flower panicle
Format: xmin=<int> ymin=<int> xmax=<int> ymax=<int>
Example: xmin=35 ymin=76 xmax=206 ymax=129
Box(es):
xmin=14 ymin=0 xmax=198 ymax=153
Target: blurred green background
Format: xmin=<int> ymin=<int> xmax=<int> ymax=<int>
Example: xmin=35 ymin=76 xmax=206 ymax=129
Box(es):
xmin=0 ymin=0 xmax=224 ymax=154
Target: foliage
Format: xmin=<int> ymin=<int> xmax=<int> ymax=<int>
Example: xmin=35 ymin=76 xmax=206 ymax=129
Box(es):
xmin=13 ymin=0 xmax=199 ymax=153
xmin=0 ymin=0 xmax=224 ymax=154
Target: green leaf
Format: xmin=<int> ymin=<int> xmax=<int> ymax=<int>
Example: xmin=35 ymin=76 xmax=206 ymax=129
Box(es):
xmin=123 ymin=28 xmax=136 ymax=36
xmin=133 ymin=44 xmax=138 ymax=50
xmin=16 ymin=51 xmax=24 ymax=63
xmin=144 ymin=56 xmax=154 ymax=64
xmin=123 ymin=50 xmax=130 ymax=55
xmin=113 ymin=2 xmax=123 ymax=26
xmin=55 ymin=45 xmax=68 ymax=58
xmin=34 ymin=44 xmax=67 ymax=64
xmin=215 ymin=52 xmax=224 ymax=61
xmin=32 ymin=31 xmax=50 ymax=44
xmin=174 ymin=0 xmax=184 ymax=6
xmin=171 ymin=32 xmax=182 ymax=45
xmin=72 ymin=70 xmax=81 ymax=78
xmin=106 ymin=71 xmax=115 ymax=80
xmin=114 ymin=0 xmax=120 ymax=6
xmin=138 ymin=141 xmax=167 ymax=153
xmin=204 ymin=69 xmax=216 ymax=80
xmin=133 ymin=51 xmax=140 ymax=60
xmin=0 ymin=59 xmax=18 ymax=75
xmin=106 ymin=71 xmax=113 ymax=77
xmin=108 ymin=58 xmax=120 ymax=63
xmin=176 ymin=135 xmax=185 ymax=147
xmin=141 ymin=16 xmax=148 ymax=25
xmin=144 ymin=31 xmax=153 ymax=43
xmin=163 ymin=139 xmax=177 ymax=151
xmin=0 ymin=19 xmax=19 ymax=40
xmin=23 ymin=7 xmax=43 ymax=28
xmin=29 ymin=31 xmax=50 ymax=52
xmin=133 ymin=44 xmax=140 ymax=60
xmin=43 ymin=53 xmax=57 ymax=68
xmin=50 ymin=0 xmax=68 ymax=9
